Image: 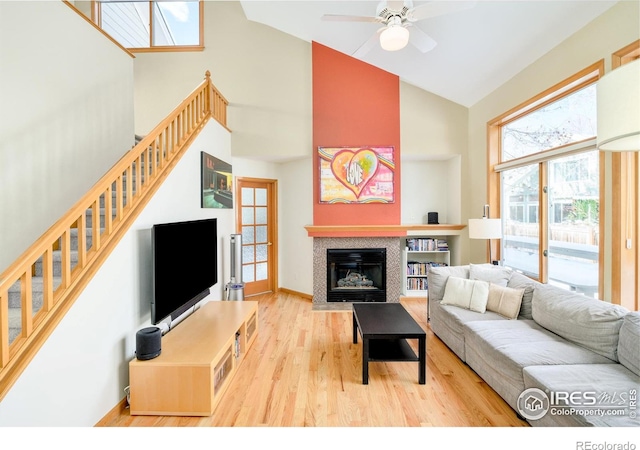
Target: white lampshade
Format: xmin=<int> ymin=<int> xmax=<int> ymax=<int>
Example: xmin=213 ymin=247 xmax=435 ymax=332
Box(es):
xmin=380 ymin=25 xmax=409 ymax=52
xmin=468 ymin=218 xmax=502 ymax=240
xmin=596 ymin=59 xmax=640 ymax=151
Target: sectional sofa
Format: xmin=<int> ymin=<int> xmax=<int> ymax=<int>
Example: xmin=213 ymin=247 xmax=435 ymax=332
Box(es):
xmin=427 ymin=263 xmax=640 ymax=427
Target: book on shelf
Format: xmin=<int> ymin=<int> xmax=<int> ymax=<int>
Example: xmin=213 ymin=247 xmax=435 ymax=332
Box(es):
xmin=406 ymin=261 xmax=449 ymax=276
xmin=406 ymin=238 xmax=448 ymax=252
xmin=406 ymin=277 xmax=429 ymax=291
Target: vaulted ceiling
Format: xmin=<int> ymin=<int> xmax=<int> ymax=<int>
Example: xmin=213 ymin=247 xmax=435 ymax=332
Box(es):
xmin=240 ymin=1 xmax=619 ymax=107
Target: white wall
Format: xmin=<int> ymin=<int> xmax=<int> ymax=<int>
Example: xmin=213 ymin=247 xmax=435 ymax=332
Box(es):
xmin=220 ymin=156 xmax=316 ymax=296
xmin=401 ymin=156 xmax=462 ymax=226
xmin=466 ymin=1 xmax=640 ymax=280
xmin=399 ymin=81 xmax=468 ymax=261
xmin=278 ymin=157 xmax=314 ymax=294
xmin=131 ymin=0 xmax=319 ymax=295
xmin=400 ymin=82 xmax=469 ymax=159
xmin=0 ymin=2 xmax=135 ymax=273
xmin=0 ymin=121 xmax=233 ymax=426
xmin=132 ymin=1 xmax=312 ymax=163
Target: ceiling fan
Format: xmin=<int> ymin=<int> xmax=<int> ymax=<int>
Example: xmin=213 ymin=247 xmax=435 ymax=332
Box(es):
xmin=322 ymin=1 xmax=477 ymax=57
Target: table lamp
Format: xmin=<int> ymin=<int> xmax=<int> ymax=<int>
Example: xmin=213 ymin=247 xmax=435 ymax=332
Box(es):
xmin=468 ymin=204 xmax=502 ymax=264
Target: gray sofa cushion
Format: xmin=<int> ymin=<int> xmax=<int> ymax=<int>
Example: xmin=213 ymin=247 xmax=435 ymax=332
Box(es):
xmin=469 ymin=263 xmax=512 ymax=286
xmin=427 ymin=265 xmax=469 ymax=303
xmin=429 ymin=299 xmax=504 ymax=361
xmin=429 ymin=300 xmax=466 ymax=361
xmin=464 ymin=319 xmax=615 ymax=411
xmin=507 ymin=271 xmax=539 ymax=320
xmin=532 ymin=284 xmax=628 ymax=361
xmin=523 ymin=364 xmax=640 ymax=427
xmin=618 ymin=312 xmax=640 ymax=376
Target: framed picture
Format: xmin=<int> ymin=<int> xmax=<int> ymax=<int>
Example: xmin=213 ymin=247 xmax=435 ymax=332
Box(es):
xmin=201 ymin=151 xmax=233 ymax=208
xmin=318 ymin=146 xmax=395 ymax=203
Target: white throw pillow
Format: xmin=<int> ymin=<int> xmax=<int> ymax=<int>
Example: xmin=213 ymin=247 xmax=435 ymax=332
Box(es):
xmin=427 ymin=265 xmax=470 ymax=302
xmin=486 ymin=284 xmax=525 ymax=319
xmin=470 ymin=263 xmax=512 ymax=287
xmin=441 ymin=276 xmax=490 ymax=313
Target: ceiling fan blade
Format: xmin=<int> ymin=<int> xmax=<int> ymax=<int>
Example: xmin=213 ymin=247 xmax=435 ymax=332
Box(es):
xmin=352 ymin=28 xmax=385 ymax=58
xmin=408 ymin=26 xmax=437 ymax=53
xmin=321 ymin=14 xmax=382 ymax=23
xmin=407 ymin=1 xmax=477 ymax=22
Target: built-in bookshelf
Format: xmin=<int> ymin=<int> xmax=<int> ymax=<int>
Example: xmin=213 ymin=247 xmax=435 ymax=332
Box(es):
xmin=402 ymin=237 xmax=451 ymax=297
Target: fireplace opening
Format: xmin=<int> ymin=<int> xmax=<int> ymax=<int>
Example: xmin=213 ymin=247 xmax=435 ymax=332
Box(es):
xmin=326 ymin=248 xmax=386 ymax=302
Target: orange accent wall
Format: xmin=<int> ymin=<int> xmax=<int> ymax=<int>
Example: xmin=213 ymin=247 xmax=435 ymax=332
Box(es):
xmin=312 ymin=41 xmax=401 ymax=227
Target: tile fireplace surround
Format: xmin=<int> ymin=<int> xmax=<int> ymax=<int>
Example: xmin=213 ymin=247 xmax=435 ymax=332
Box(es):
xmin=312 ymin=237 xmax=402 ymax=310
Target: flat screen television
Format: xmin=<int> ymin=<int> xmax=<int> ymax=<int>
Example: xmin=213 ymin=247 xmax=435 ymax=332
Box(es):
xmin=151 ymin=218 xmax=218 ymax=325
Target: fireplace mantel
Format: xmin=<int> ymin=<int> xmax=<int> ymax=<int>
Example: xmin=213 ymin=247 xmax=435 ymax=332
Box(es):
xmin=305 ymin=224 xmax=466 ymax=238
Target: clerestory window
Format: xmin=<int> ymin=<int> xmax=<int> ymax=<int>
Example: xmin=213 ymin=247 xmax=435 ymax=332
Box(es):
xmin=95 ymin=0 xmax=203 ymax=51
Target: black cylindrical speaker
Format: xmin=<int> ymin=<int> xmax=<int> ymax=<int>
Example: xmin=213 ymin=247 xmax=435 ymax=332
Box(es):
xmin=428 ymin=212 xmax=439 ymax=224
xmin=136 ymin=327 xmax=161 ymax=360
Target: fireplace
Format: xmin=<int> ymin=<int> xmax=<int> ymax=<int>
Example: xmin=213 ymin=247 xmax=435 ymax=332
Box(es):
xmin=312 ymin=237 xmax=401 ymax=307
xmin=326 ymin=248 xmax=386 ymax=302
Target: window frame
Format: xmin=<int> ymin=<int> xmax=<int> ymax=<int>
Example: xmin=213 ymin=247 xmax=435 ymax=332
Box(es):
xmin=92 ymin=0 xmax=204 ymax=52
xmin=610 ymin=40 xmax=640 ymax=310
xmin=487 ymin=60 xmax=604 ymax=296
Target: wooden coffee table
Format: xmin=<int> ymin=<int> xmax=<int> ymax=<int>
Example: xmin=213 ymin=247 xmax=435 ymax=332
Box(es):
xmin=352 ymin=302 xmax=426 ymax=385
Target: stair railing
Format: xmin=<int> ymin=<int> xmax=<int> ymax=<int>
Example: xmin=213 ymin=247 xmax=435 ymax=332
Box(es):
xmin=0 ymin=71 xmax=228 ymax=402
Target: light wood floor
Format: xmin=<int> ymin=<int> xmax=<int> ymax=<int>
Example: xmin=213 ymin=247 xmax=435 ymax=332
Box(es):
xmin=99 ymin=292 xmax=528 ymax=427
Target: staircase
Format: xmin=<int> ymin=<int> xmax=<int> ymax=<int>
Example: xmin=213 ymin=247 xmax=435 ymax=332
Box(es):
xmin=0 ymin=71 xmax=228 ymax=403
xmin=6 ymin=174 xmax=143 ymax=342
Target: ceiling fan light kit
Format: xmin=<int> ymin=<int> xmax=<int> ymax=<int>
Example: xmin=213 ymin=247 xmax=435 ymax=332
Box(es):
xmin=380 ymin=23 xmax=410 ymax=51
xmin=322 ymin=1 xmax=476 ymax=55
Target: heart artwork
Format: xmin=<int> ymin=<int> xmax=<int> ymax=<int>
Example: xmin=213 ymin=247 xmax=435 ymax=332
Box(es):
xmin=330 ymin=149 xmax=379 ymax=199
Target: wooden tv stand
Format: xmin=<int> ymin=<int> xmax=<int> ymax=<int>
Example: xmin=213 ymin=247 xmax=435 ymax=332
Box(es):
xmin=128 ymin=300 xmax=258 ymax=416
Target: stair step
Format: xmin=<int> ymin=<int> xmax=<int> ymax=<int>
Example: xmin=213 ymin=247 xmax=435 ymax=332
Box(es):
xmin=46 ymin=228 xmax=94 ymax=251
xmin=7 ymin=276 xmax=60 ymax=309
xmin=7 ymin=135 xmax=151 ymax=344
xmin=92 ymin=177 xmax=142 ymax=209
xmin=8 ymin=307 xmax=21 ymax=343
xmin=30 ymin=228 xmax=106 ymax=279
xmin=99 ymin=191 xmax=130 ymax=209
xmin=33 ymin=249 xmax=78 ymax=277
xmin=84 ymin=207 xmax=116 ymax=228
xmin=90 ymin=166 xmax=152 ymax=208
xmin=69 ymin=227 xmax=94 ymax=251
